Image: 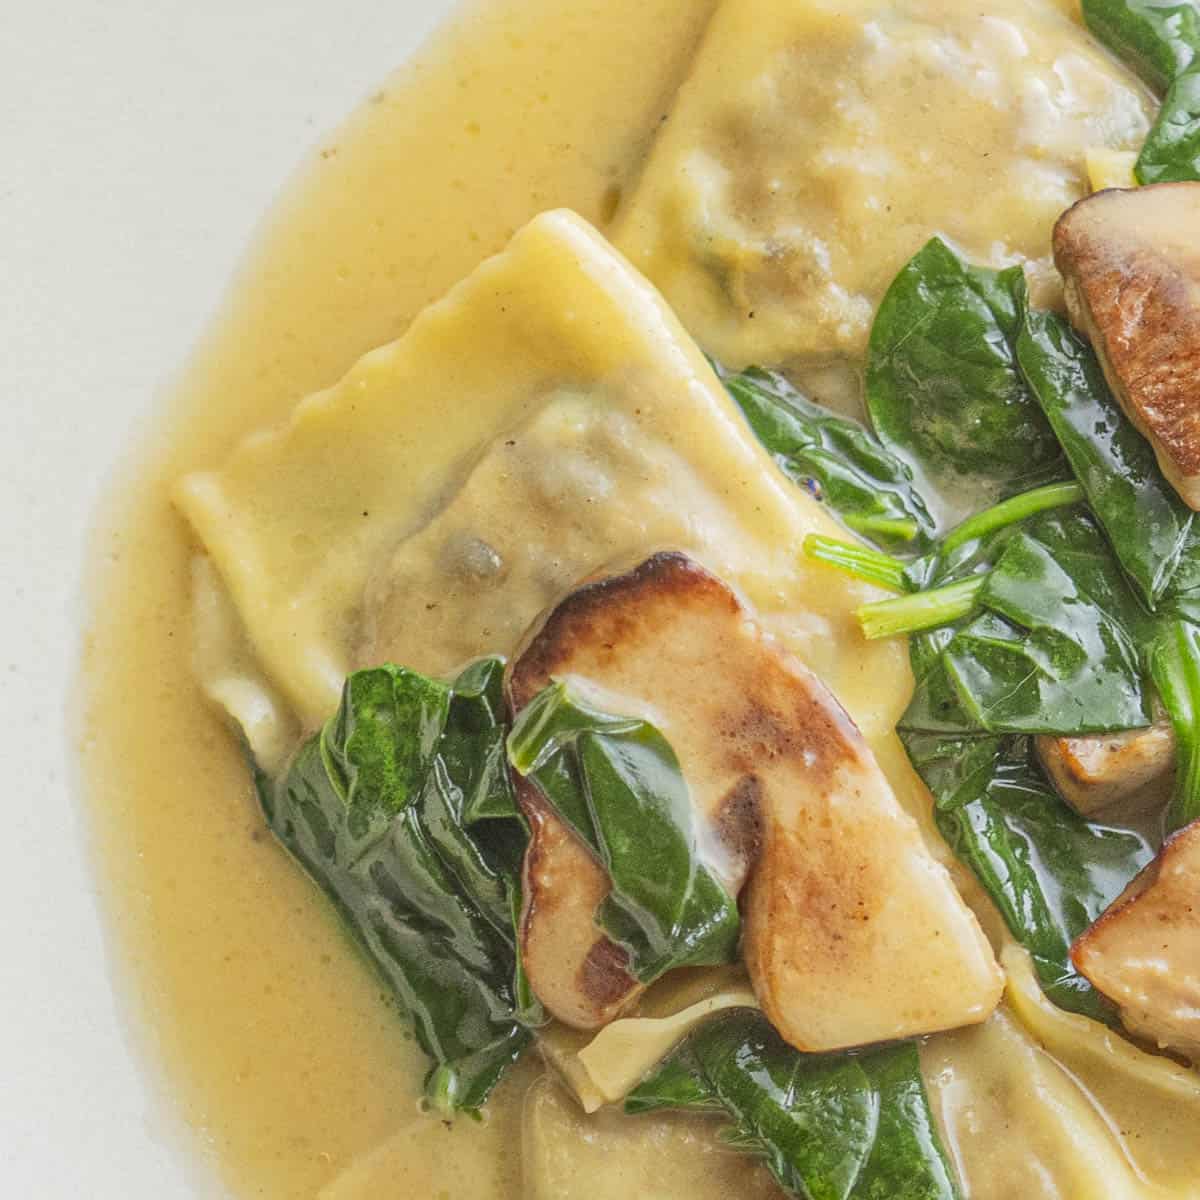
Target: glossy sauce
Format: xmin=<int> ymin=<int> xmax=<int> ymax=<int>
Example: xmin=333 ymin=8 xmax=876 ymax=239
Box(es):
xmin=81 ymin=2 xmax=718 ymax=1194
xmin=80 ymin=1 xmax=1200 ymax=1198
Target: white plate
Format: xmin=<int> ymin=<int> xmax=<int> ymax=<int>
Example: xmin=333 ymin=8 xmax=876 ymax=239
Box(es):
xmin=1 ymin=1 xmax=451 ymax=1193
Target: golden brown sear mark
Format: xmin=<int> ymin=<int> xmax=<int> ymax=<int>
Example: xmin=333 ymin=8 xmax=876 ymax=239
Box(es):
xmin=716 ymin=774 xmax=764 ymax=875
xmin=508 ymin=551 xmax=738 ymax=707
xmin=1054 ymin=183 xmax=1200 ymax=507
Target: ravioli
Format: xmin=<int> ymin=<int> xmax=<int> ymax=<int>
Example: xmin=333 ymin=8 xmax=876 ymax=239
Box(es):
xmin=176 ymin=208 xmax=911 ymax=734
xmin=921 ymin=953 xmax=1200 ymax=1200
xmin=1004 ymin=947 xmax=1200 ymax=1194
xmin=541 ymin=969 xmax=758 ymax=1113
xmin=357 ymin=394 xmax=775 ymax=680
xmin=189 ymin=556 xmax=297 ymax=773
xmin=615 ymin=0 xmax=1152 ymax=368
xmin=523 ymin=1076 xmax=781 ymax=1199
xmin=921 ymin=1004 xmax=1149 ymax=1200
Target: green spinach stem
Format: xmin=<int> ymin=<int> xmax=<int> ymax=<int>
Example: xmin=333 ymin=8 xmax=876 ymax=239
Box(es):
xmin=802 ymin=534 xmax=909 ymax=592
xmin=803 ymin=481 xmax=1083 ymax=601
xmin=940 ymin=481 xmax=1084 ymax=555
xmin=858 ymin=577 xmax=985 ymax=640
xmin=1150 ymin=619 xmax=1200 ymax=834
xmin=843 ymin=513 xmax=922 ymax=543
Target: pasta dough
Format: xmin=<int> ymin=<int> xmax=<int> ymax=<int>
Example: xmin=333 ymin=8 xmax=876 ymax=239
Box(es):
xmin=523 ymin=1076 xmax=782 ymax=1199
xmin=177 ymin=209 xmax=912 ymax=739
xmin=615 ymin=0 xmax=1153 ymax=367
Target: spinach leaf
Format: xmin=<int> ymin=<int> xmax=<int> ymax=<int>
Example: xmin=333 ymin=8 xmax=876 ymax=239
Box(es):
xmin=895 ymin=509 xmax=1151 ymax=736
xmin=905 ymin=732 xmax=1153 ymax=1021
xmin=441 ymin=656 xmax=523 ymax=823
xmin=943 ymin=510 xmax=1152 ymax=735
xmin=508 ymin=682 xmax=740 ymax=983
xmin=1081 ymin=1 xmax=1200 ymax=182
xmin=898 ymin=523 xmax=1046 ymax=736
xmin=1082 ymin=0 xmax=1200 ymax=92
xmin=626 ymin=1011 xmax=961 ymax=1200
xmin=866 ymin=238 xmax=1063 ymax=518
xmin=1138 ymin=62 xmax=1200 ymax=181
xmin=1162 ymin=527 xmax=1200 ymax=619
xmin=416 ymin=659 xmax=521 ymax=938
xmin=719 ymin=364 xmax=934 ymax=551
xmin=260 ymin=658 xmax=536 ymax=1112
xmin=1016 ymin=292 xmax=1195 ymax=608
xmin=902 ymin=626 xmax=982 ymax=735
xmin=807 ymin=482 xmax=1083 ymax=634
xmin=1149 ymin=617 xmax=1200 ymax=832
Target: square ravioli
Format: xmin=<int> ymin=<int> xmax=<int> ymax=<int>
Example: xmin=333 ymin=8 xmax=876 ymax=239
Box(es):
xmin=614 ymin=0 xmax=1152 ymax=368
xmin=176 ymin=209 xmax=908 ymax=732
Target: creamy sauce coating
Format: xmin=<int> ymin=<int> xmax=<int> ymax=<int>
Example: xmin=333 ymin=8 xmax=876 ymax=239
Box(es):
xmin=522 ymin=1076 xmax=781 ymax=1199
xmin=81 ymin=0 xmax=1198 ymax=1197
xmin=616 ymin=0 xmax=1153 ymax=368
xmin=81 ymin=1 xmax=719 ymax=1193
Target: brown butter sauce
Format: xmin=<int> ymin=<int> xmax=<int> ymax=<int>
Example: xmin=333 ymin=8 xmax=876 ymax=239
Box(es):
xmin=79 ymin=1 xmax=717 ymax=1195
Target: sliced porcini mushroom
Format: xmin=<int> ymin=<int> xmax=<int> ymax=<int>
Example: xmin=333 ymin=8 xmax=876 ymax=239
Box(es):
xmin=1053 ymin=183 xmax=1200 ymax=509
xmin=1035 ymin=722 xmax=1175 ymax=819
xmin=507 ymin=551 xmax=1003 ymax=1046
xmin=1072 ymin=819 xmax=1200 ymax=1064
xmin=735 ymin=674 xmax=1004 ymax=1052
xmin=506 ymin=553 xmax=763 ymax=1029
xmin=519 ymin=796 xmax=636 ymax=1030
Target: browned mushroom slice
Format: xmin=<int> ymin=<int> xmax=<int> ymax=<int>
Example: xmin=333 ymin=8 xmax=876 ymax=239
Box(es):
xmin=507 ymin=551 xmax=1002 ymax=1045
xmin=739 ymin=717 xmax=1003 ymax=1052
xmin=506 ymin=553 xmax=762 ymax=1029
xmin=518 ymin=792 xmax=638 ymax=1030
xmin=1053 ymin=183 xmax=1200 ymax=508
xmin=1072 ymin=819 xmax=1200 ymax=1063
xmin=1035 ymin=722 xmax=1175 ymax=819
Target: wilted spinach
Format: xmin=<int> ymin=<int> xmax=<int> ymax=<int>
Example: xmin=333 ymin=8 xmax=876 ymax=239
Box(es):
xmin=905 ymin=732 xmax=1153 ymax=1021
xmin=866 ymin=237 xmax=1063 ymax=518
xmin=626 ymin=1010 xmax=961 ymax=1200
xmin=719 ymin=364 xmax=934 ymax=550
xmin=892 ymin=515 xmax=1039 ymax=737
xmin=874 ymin=508 xmax=1152 ymax=736
xmin=942 ymin=510 xmax=1153 ymax=735
xmin=901 ymin=625 xmax=983 ymax=736
xmin=1149 ymin=617 xmax=1200 ymax=832
xmin=1139 ymin=64 xmax=1200 ymax=182
xmin=850 ymin=486 xmax=1081 ymax=638
xmin=1082 ymin=0 xmax=1200 ymax=182
xmin=259 ymin=658 xmax=536 ymax=1112
xmin=508 ymin=682 xmax=740 ymax=983
xmin=1016 ymin=290 xmax=1195 ymax=608
xmin=1083 ymin=0 xmax=1200 ymax=92
xmin=803 ymin=487 xmax=1135 ymax=737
